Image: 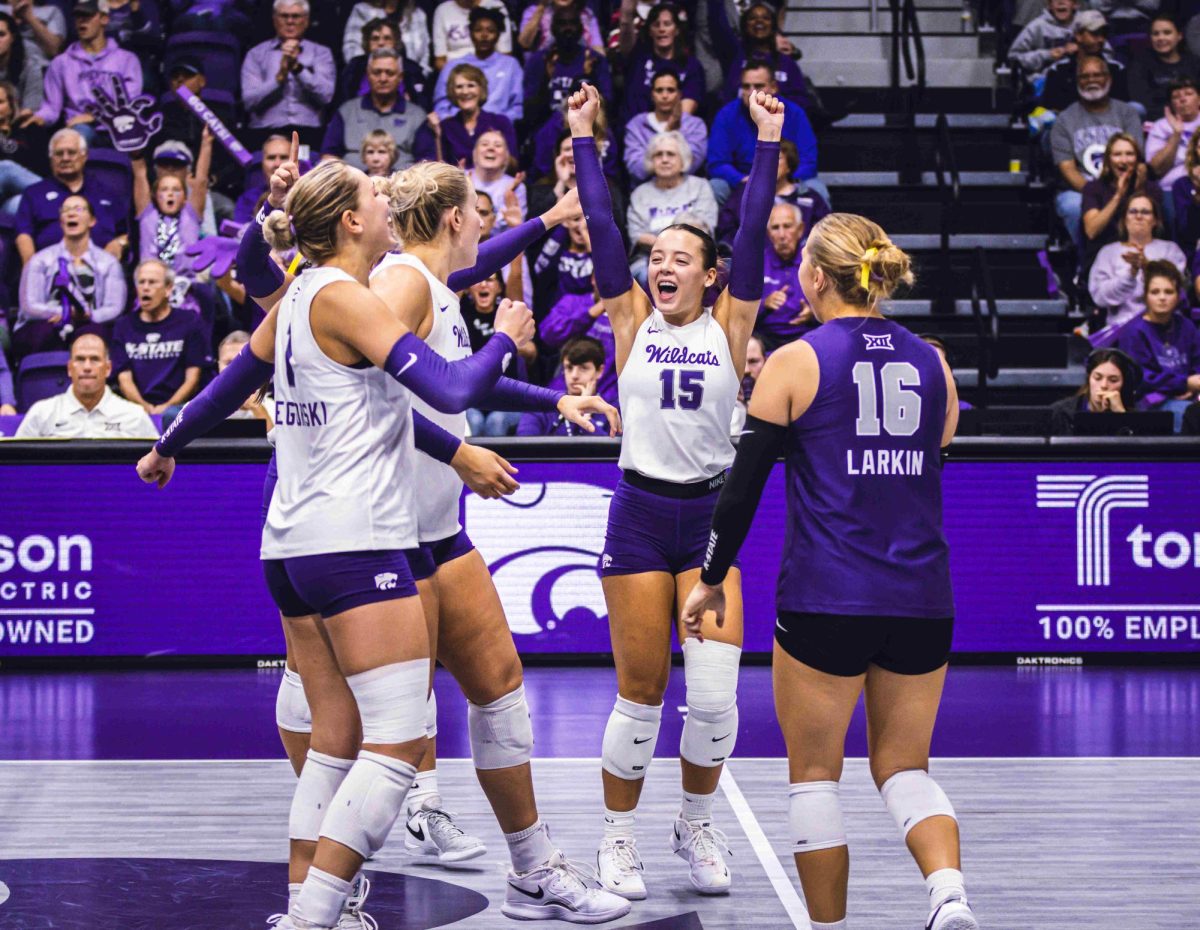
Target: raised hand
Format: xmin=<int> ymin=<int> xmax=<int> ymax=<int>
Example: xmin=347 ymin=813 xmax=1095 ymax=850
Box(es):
xmin=747 ymin=89 xmax=785 ymax=141
xmin=185 ymin=237 xmax=239 ymax=279
xmin=763 ymin=284 xmax=789 ymax=311
xmin=566 ymin=82 xmax=602 ymax=137
xmin=86 ymin=73 xmax=163 ymax=153
xmin=502 ymin=172 xmax=526 ymax=227
xmin=494 ymin=298 xmax=536 ymax=349
xmin=268 ymin=131 xmax=302 ymax=210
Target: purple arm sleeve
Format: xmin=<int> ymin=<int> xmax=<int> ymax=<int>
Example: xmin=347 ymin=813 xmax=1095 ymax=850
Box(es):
xmin=573 ymin=137 xmax=633 ymax=300
xmin=447 ymin=217 xmax=547 ymax=291
xmin=386 ymin=331 xmax=516 ymax=413
xmin=412 ymin=410 xmax=462 ymax=464
xmin=484 ymin=376 xmax=562 ymax=412
xmin=237 ymin=214 xmax=285 ymax=300
xmin=728 ymin=140 xmax=781 ymax=302
xmin=156 ymin=347 xmax=273 ymax=457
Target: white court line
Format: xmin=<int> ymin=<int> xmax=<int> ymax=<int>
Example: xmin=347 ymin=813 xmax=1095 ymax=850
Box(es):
xmin=0 ymin=756 xmax=1195 ymax=764
xmin=719 ymin=765 xmax=812 ymax=930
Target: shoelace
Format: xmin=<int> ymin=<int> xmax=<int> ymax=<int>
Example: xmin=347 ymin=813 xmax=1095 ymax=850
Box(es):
xmin=604 ymin=840 xmax=644 ymax=875
xmin=679 ymin=822 xmax=732 ymax=867
xmin=266 ymin=915 xmax=287 ymax=928
xmin=338 ymin=910 xmax=379 ymax=930
xmin=345 ymin=875 xmax=371 ymax=912
xmin=547 ymin=854 xmax=604 ymax=893
xmin=425 ymin=809 xmax=469 ymax=844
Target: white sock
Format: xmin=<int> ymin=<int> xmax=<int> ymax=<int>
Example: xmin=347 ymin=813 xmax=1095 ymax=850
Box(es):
xmin=810 ymin=920 xmax=847 ymax=930
xmin=925 ymin=867 xmax=966 ymax=908
xmin=603 ymin=807 xmax=636 ymax=841
xmin=680 ymin=790 xmax=715 ymax=824
xmin=292 ymin=866 xmax=352 ymax=928
xmin=407 ymin=766 xmax=441 ymax=815
xmin=505 ymin=819 xmax=555 ymax=873
xmin=288 ymin=882 xmax=302 ymax=910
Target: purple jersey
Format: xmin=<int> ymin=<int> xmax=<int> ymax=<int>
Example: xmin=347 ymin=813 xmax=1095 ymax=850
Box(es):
xmin=779 ymin=317 xmax=953 ymax=617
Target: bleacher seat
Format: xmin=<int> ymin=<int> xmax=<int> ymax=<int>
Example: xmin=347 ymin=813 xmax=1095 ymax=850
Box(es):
xmin=85 ymin=149 xmax=133 ymax=214
xmin=15 ymin=352 xmax=70 ymax=413
xmin=164 ymin=32 xmax=242 ymax=98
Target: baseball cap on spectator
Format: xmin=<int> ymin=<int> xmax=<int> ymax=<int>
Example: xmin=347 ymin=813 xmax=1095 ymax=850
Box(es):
xmin=1074 ymin=10 xmax=1106 ymax=32
xmin=153 ymin=140 xmax=194 ymax=166
xmin=469 ymin=6 xmax=505 ymax=29
xmin=73 ymin=0 xmax=110 ymax=15
xmin=169 ymin=56 xmax=205 ymax=79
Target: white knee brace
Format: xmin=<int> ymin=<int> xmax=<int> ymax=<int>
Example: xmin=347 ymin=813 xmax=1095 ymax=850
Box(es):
xmin=601 ymin=696 xmax=663 ymax=780
xmin=289 ymin=749 xmax=353 ymax=841
xmin=425 ymin=689 xmax=438 ymax=740
xmin=881 ymin=769 xmax=957 ymax=839
xmin=468 ymin=684 xmax=534 ymax=770
xmin=347 ymin=660 xmax=428 ymax=745
xmin=788 ymin=781 xmax=847 ymax=853
xmin=276 ymin=667 xmax=312 ymax=734
xmin=679 ymin=638 xmax=741 ymax=768
xmin=319 ymin=750 xmax=418 ymax=858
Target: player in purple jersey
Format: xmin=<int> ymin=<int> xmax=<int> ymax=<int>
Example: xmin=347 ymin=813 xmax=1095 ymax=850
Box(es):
xmin=569 ymin=81 xmax=782 ymax=899
xmin=682 ymin=214 xmax=978 ymax=930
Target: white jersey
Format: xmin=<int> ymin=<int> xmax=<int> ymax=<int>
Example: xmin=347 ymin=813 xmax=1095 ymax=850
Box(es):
xmin=617 ymin=308 xmax=739 ymax=483
xmin=261 ymin=266 xmax=418 ymax=559
xmin=372 ymin=251 xmax=470 ymax=542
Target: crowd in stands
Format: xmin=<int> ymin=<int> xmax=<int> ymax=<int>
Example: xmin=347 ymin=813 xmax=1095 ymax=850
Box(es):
xmin=0 ymin=0 xmax=1196 ymax=438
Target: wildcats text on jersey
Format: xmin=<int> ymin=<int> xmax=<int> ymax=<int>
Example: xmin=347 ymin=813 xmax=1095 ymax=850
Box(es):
xmin=847 ymin=448 xmax=925 ymax=476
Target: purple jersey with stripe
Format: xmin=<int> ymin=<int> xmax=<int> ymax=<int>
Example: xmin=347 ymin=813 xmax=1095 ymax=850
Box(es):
xmin=779 ymin=317 xmax=953 ymax=618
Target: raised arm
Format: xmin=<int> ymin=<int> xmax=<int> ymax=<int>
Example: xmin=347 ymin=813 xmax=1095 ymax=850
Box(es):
xmin=237 ymin=132 xmax=302 ymax=311
xmin=132 ymin=155 xmax=152 ymax=216
xmin=189 ymin=127 xmax=214 ymax=217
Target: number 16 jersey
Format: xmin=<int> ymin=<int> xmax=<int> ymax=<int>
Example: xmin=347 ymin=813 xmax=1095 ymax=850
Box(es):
xmin=779 ymin=316 xmax=953 ymax=618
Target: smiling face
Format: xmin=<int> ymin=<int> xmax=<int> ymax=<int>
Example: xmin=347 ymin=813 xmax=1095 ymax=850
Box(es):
xmin=1077 ymin=59 xmax=1111 ymax=101
xmin=451 ymin=74 xmax=482 ymax=111
xmin=154 ymin=175 xmax=186 ymax=216
xmin=648 ymin=226 xmax=716 ymax=315
xmin=1144 ymin=273 xmax=1179 ymax=318
xmin=1151 ymin=18 xmax=1182 ymax=56
xmin=1087 ymin=360 xmax=1124 ymax=407
xmin=1108 ymin=138 xmax=1137 ymax=176
xmin=473 ymin=130 xmax=508 ymax=171
xmin=649 ymin=9 xmax=677 ymax=53
xmin=348 ymin=169 xmax=398 ymax=257
xmin=744 ymin=3 xmax=775 ymax=39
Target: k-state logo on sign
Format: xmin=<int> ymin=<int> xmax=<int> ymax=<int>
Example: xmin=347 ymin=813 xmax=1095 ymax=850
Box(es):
xmin=1036 ymin=474 xmax=1149 ymax=586
xmin=374 ymin=572 xmax=399 ymax=591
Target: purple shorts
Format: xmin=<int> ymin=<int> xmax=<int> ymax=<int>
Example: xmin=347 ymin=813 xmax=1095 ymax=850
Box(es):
xmin=599 ymin=471 xmax=734 ymax=577
xmin=262 ymin=549 xmax=418 ymax=619
xmin=403 ymin=529 xmax=476 ymax=582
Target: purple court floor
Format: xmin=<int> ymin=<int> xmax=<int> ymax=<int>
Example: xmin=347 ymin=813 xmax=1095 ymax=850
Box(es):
xmin=1 ymin=665 xmax=1197 ymax=761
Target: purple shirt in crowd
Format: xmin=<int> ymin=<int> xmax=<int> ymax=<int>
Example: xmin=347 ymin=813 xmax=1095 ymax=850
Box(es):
xmin=516 ymin=406 xmax=610 ymax=435
xmin=717 ymin=181 xmax=830 ymax=247
xmin=538 ymin=277 xmax=619 ymax=406
xmin=622 ymin=50 xmax=706 ymax=117
xmin=1087 ymin=237 xmax=1188 ymax=332
xmin=1117 ymin=313 xmax=1200 ymax=405
xmin=34 ymin=40 xmax=143 ymax=124
xmin=623 ymin=111 xmax=708 ymax=182
xmin=720 ymin=51 xmax=812 ymax=110
xmin=17 ymin=240 xmax=127 ymax=330
xmin=110 ymin=308 xmax=211 ymax=405
xmin=0 ymin=346 xmax=14 ymax=407
xmin=522 ymin=46 xmax=612 ymax=124
xmin=138 ymin=203 xmax=202 ymax=278
xmin=432 ymin=51 xmax=524 ymax=122
xmin=414 ymin=109 xmax=518 ymax=168
xmin=16 ymin=175 xmax=126 ymax=250
xmin=532 ymin=112 xmax=620 ymax=180
xmin=241 ymin=37 xmax=336 ymax=128
xmin=757 ymin=245 xmax=813 ymax=344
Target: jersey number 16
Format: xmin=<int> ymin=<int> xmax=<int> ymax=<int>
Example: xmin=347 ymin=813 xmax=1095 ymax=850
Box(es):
xmin=851 ymin=361 xmax=921 ymax=437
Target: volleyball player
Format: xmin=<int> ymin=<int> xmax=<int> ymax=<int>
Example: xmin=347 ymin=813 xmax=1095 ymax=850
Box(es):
xmin=680 ymin=214 xmax=979 ymax=930
xmin=567 ymin=81 xmax=782 ymax=899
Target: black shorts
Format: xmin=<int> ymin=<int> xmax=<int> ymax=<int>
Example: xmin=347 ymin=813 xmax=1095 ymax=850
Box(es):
xmin=775 ymin=611 xmax=954 ymax=677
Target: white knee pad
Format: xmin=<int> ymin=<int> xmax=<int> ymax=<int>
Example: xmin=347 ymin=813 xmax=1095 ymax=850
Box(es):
xmin=319 ymin=750 xmax=418 ymax=858
xmin=601 ymin=696 xmax=663 ymax=780
xmin=679 ymin=639 xmax=741 ymax=768
xmin=425 ymin=689 xmax=438 ymax=740
xmin=468 ymin=684 xmax=534 ymax=770
xmin=881 ymin=769 xmax=957 ymax=839
xmin=788 ymin=781 xmax=847 ymax=853
xmin=289 ymin=749 xmax=353 ymax=841
xmin=276 ymin=667 xmax=312 ymax=734
xmin=347 ymin=660 xmax=428 ymax=745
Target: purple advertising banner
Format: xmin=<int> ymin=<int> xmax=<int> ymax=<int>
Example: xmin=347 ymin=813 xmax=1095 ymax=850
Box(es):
xmin=0 ymin=460 xmax=1197 ymax=657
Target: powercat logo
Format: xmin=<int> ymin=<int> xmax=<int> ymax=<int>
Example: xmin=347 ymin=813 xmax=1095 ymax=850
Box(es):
xmin=1036 ymin=475 xmax=1149 ymax=586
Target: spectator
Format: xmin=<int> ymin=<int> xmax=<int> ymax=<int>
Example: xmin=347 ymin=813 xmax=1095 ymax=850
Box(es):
xmin=416 ymin=61 xmax=516 ymax=166
xmin=103 ymin=0 xmax=161 ymax=54
xmin=432 ymin=7 xmax=521 ymax=121
xmin=342 ymin=0 xmax=429 ymax=72
xmin=150 ymin=139 xmax=220 ymax=238
xmin=1039 ymin=12 xmax=1128 ymax=112
xmin=431 ymin=0 xmax=511 ymax=70
xmin=709 ymin=60 xmax=822 ymax=204
xmin=1081 ymin=132 xmax=1160 ymax=253
xmin=1050 ymin=55 xmax=1143 ymax=251
xmin=26 ymin=0 xmax=143 ymax=147
xmin=322 ymin=48 xmax=424 ymax=170
xmin=0 ymin=12 xmax=40 ymax=112
xmin=517 ymin=0 xmax=603 ymax=54
xmin=624 ymin=69 xmax=707 ymax=182
xmin=217 ymin=329 xmax=274 ymax=423
xmin=1092 ymin=0 xmax=1160 ymax=38
xmin=719 ymin=2 xmax=812 ymax=111
xmin=627 ymin=130 xmax=717 ymax=287
xmin=730 ymin=331 xmax=765 ymax=433
xmin=1129 ymin=16 xmax=1200 ymax=114
xmin=14 ymin=332 xmax=157 ymax=437
xmin=517 ymin=336 xmax=610 ymax=435
xmin=1088 ymin=193 xmax=1187 ymax=334
xmin=461 ymin=270 xmax=529 ymax=435
xmin=1048 ymin=346 xmax=1141 ymax=433
xmin=0 ymin=341 xmax=14 ymax=413
xmin=522 ymin=6 xmax=612 ymax=130
xmin=240 ymin=0 xmax=335 ymax=144
xmin=233 ymin=134 xmax=291 ymax=223
xmin=1171 ymin=130 xmax=1200 ymax=252
xmin=716 ymin=139 xmax=830 ymax=247
xmin=623 ymin=3 xmax=704 ymax=117
xmin=0 ymin=79 xmax=46 ymax=216
xmin=111 ymin=258 xmax=208 ymax=419
xmin=1007 ymin=0 xmax=1078 ymax=79
xmin=0 ymin=0 xmax=65 ymax=72
xmin=531 ymin=87 xmax=619 ymax=182
xmin=13 ymin=194 xmax=126 ymax=359
xmin=14 ymin=128 xmax=124 ymax=263
xmin=756 ymin=202 xmax=814 ymax=350
xmin=466 ymin=128 xmax=524 ymax=231
xmin=528 ymin=129 xmax=574 ymax=218
xmin=1117 ymin=258 xmax=1200 ymax=428
xmin=1146 ymin=77 xmax=1200 ymax=189
xmin=152 ymin=58 xmax=238 ymax=196
xmin=360 ymin=127 xmax=397 ymax=176
xmin=337 ymin=17 xmax=431 ymax=112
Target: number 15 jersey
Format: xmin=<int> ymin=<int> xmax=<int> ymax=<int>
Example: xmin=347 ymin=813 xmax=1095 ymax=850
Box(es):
xmin=779 ymin=316 xmax=953 ymax=618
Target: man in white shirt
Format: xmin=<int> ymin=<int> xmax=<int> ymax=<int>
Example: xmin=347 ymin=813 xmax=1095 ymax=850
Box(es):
xmin=15 ymin=333 xmax=159 ymax=439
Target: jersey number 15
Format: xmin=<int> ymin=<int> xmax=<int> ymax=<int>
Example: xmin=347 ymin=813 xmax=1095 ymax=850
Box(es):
xmin=851 ymin=361 xmax=921 ymax=437
xmin=660 ymin=368 xmax=705 ymax=410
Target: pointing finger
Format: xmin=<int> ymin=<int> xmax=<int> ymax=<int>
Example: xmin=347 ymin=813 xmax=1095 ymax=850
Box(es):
xmin=289 ymin=131 xmax=300 ymax=165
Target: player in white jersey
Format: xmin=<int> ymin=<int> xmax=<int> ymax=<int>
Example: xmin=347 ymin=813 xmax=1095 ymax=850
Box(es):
xmin=367 ymin=161 xmax=629 ymax=924
xmin=569 ymin=81 xmax=784 ymax=899
xmin=138 ymin=159 xmax=539 ymax=930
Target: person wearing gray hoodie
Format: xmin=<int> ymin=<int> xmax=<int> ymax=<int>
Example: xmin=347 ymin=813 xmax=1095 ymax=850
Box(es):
xmin=1008 ymin=0 xmax=1079 ymax=78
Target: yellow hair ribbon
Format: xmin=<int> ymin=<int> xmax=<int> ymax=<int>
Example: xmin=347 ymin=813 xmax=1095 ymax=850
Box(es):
xmin=287 ymin=254 xmax=303 ymax=276
xmin=859 ymin=247 xmax=878 ymax=291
